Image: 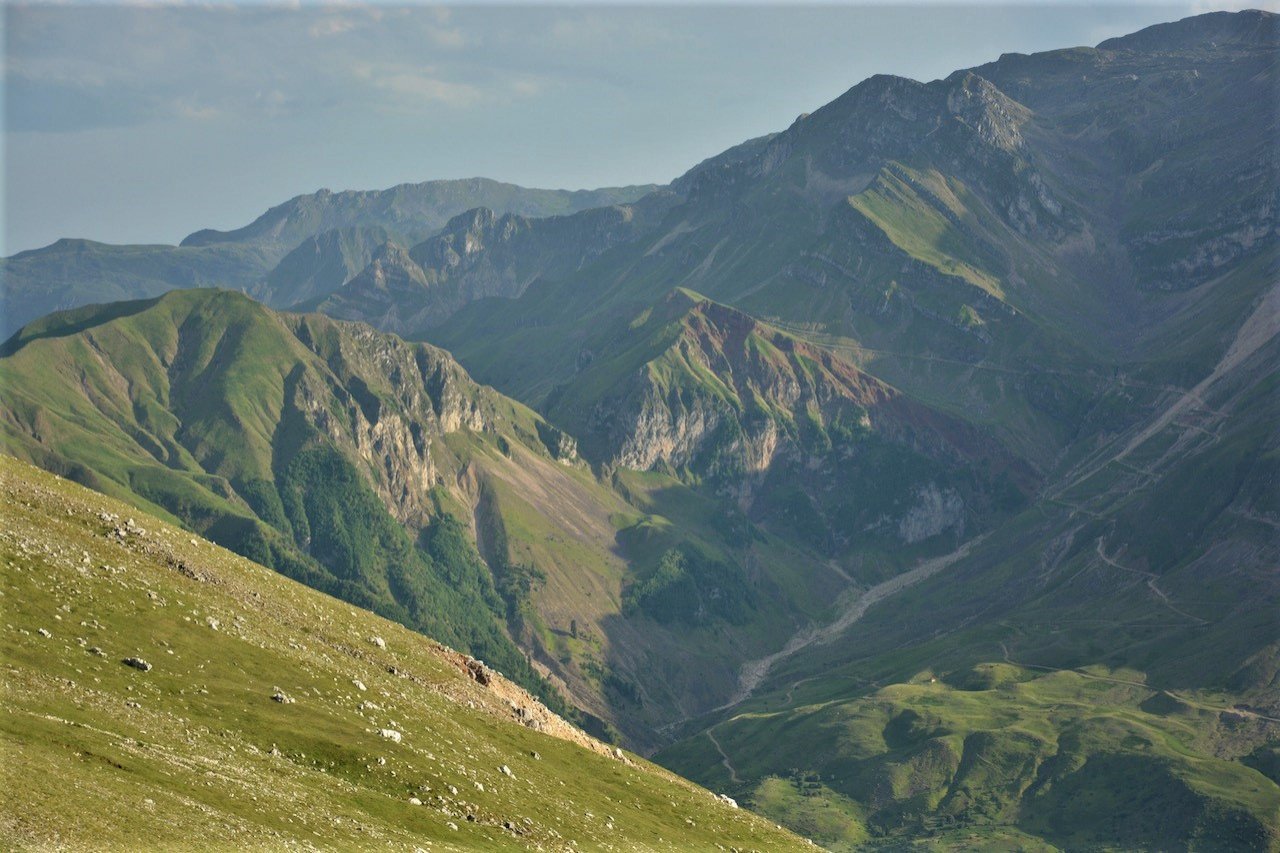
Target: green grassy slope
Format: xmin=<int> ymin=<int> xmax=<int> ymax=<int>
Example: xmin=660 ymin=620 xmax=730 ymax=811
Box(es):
xmin=0 ymin=289 xmax=573 ymax=707
xmin=658 ymin=665 xmax=1279 ymax=851
xmin=0 ymin=454 xmax=806 ymax=850
xmin=0 ymin=288 xmax=857 ymax=752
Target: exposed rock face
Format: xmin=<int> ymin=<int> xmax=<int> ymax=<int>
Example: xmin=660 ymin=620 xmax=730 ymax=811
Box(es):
xmin=896 ymin=483 xmax=966 ymax=544
xmin=283 ymin=314 xmax=491 ymax=526
xmin=551 ymin=293 xmax=1026 ymax=543
xmin=605 ymin=386 xmax=724 ymax=473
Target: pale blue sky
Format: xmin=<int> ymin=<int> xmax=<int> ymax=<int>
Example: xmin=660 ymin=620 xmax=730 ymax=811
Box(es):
xmin=2 ymin=2 xmax=1266 ymax=253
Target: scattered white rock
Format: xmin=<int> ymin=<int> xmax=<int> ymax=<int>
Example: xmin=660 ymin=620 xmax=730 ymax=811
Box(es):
xmin=206 ymin=617 xmax=220 ymax=631
xmin=36 ymin=628 xmax=51 ymax=638
xmin=369 ymin=636 xmax=386 ymax=649
xmin=379 ymin=729 xmax=402 ymax=743
xmin=499 ymin=765 xmax=514 ymax=778
xmin=122 ymin=657 xmax=152 ymax=672
xmin=352 ymin=679 xmax=367 ymax=692
xmin=408 ymin=797 xmax=422 ymax=806
xmin=271 ymin=689 xmax=295 ymax=704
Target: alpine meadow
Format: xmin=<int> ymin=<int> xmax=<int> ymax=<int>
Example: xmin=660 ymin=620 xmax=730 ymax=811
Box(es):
xmin=1 ymin=6 xmax=1277 ymax=851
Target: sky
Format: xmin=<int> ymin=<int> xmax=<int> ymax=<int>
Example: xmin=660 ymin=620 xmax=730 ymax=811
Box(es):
xmin=2 ymin=1 xmax=1269 ymax=254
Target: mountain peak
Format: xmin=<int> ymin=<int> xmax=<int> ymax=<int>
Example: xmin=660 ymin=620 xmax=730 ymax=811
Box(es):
xmin=444 ymin=205 xmax=501 ymax=233
xmin=1097 ymin=9 xmax=1276 ymax=52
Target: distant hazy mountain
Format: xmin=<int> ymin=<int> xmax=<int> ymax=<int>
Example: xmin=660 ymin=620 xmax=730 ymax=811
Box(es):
xmin=0 ymin=179 xmax=658 ymax=338
xmin=302 ymin=191 xmax=679 ymax=331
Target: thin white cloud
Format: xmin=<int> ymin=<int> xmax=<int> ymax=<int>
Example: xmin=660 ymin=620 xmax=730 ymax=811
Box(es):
xmin=429 ymin=26 xmax=467 ymax=48
xmin=309 ymin=16 xmax=356 ymax=38
xmin=171 ymin=97 xmax=221 ymax=121
xmin=372 ymin=70 xmax=483 ymax=108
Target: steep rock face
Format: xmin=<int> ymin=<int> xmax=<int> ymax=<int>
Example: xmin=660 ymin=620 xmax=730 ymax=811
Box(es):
xmin=298 ymin=241 xmax=430 ymax=331
xmin=972 ymin=9 xmax=1278 ymax=291
xmin=282 ymin=316 xmax=490 ymax=526
xmin=549 ymin=292 xmax=1027 ymax=546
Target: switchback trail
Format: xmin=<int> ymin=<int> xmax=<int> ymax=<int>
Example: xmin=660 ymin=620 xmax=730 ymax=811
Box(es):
xmin=1094 ymin=536 xmax=1207 ymax=625
xmin=715 ymin=534 xmax=987 ymax=712
xmin=705 ymin=729 xmax=741 ymax=785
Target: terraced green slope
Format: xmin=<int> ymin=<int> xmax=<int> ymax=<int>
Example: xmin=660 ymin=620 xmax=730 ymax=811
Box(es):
xmin=0 ymin=455 xmax=806 ymax=850
xmin=657 ymin=665 xmax=1279 ymax=851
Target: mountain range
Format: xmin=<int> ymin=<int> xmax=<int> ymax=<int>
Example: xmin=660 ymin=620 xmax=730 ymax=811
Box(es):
xmin=2 ymin=10 xmax=1277 ymax=850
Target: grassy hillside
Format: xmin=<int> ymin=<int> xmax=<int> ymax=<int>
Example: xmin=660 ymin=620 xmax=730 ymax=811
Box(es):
xmin=0 ymin=289 xmax=580 ymax=709
xmin=658 ymin=664 xmax=1279 ymax=851
xmin=0 ymin=289 xmax=856 ymax=752
xmin=0 ymin=454 xmax=807 ymax=850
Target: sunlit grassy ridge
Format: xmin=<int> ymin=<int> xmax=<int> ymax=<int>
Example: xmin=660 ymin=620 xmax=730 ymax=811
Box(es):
xmin=0 ymin=288 xmax=566 ymax=705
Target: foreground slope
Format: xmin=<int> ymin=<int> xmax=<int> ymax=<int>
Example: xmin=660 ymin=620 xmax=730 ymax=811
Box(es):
xmin=0 ymin=455 xmax=806 ymax=850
